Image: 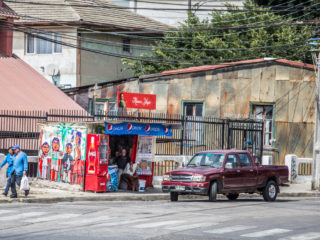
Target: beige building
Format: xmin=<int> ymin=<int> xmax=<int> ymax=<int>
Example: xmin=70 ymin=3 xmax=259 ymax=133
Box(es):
xmin=65 ymin=58 xmax=316 ymax=164
xmin=7 ymin=0 xmax=170 ymax=88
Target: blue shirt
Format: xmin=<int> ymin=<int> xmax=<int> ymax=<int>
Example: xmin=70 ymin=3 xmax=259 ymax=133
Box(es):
xmin=0 ymin=154 xmax=14 ymax=177
xmin=11 ymin=151 xmax=28 ymax=176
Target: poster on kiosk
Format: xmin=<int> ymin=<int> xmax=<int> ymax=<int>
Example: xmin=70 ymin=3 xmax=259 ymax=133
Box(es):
xmin=85 ymin=134 xmax=110 ymax=192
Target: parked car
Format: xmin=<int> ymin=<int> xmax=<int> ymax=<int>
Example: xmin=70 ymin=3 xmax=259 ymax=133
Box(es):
xmin=162 ymin=150 xmax=289 ymax=202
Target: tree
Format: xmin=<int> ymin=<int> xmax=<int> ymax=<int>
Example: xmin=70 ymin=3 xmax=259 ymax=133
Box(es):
xmin=124 ymin=2 xmax=313 ymax=76
xmin=252 ymin=0 xmax=319 ymax=20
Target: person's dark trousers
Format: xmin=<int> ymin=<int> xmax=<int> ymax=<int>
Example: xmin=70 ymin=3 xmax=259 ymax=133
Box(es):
xmin=3 ymin=176 xmax=11 ymax=195
xmin=10 ymin=173 xmax=29 ymax=197
xmin=10 ymin=172 xmax=22 ymax=197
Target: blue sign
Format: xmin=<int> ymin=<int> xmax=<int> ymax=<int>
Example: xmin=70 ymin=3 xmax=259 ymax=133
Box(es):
xmin=105 ymin=122 xmax=172 ymax=136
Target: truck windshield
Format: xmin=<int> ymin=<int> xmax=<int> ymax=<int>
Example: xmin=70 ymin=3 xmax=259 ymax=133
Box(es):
xmin=187 ymin=153 xmax=225 ymax=168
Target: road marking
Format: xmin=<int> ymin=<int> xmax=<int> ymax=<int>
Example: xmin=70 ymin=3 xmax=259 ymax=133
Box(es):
xmin=278 ymin=232 xmax=320 ymax=240
xmin=97 ymin=218 xmax=147 ymax=227
xmin=166 ymin=222 xmax=218 ymax=231
xmin=242 ymin=228 xmax=291 ymax=238
xmin=23 ymin=214 xmax=80 ymax=223
xmin=205 ymin=225 xmax=256 ymax=234
xmin=0 ymin=212 xmax=46 ymax=221
xmin=63 ymin=215 xmax=111 ymax=225
xmin=134 ymin=220 xmax=185 ymax=228
xmin=0 ymin=210 xmax=16 ymax=215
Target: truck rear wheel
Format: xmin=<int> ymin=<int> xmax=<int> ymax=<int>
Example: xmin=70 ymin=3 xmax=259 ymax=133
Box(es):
xmin=263 ymin=180 xmax=278 ymax=202
xmin=209 ymin=182 xmax=217 ymax=202
xmin=170 ymin=192 xmax=178 ymax=201
xmin=227 ymin=193 xmax=239 ymax=200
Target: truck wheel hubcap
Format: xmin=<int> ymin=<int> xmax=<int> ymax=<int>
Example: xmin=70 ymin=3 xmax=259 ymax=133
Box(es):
xmin=269 ymin=185 xmax=276 ymax=198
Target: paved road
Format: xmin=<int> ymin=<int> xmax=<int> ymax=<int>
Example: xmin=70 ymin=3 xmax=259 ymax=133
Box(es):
xmin=0 ymin=196 xmax=319 ymax=240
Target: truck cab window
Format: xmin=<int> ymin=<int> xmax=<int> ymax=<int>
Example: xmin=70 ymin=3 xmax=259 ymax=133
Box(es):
xmin=239 ymin=153 xmax=252 ymax=167
xmin=225 ymin=154 xmax=239 ymax=168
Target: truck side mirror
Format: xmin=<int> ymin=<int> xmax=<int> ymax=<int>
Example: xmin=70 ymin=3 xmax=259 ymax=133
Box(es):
xmin=225 ymin=163 xmax=233 ymax=169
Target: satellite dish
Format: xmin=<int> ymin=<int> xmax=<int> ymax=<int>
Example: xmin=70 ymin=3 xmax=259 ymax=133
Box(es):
xmin=46 ymin=64 xmax=60 ymax=76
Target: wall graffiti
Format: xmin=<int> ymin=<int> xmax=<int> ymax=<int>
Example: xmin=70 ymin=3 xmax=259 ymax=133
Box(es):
xmin=38 ymin=123 xmax=87 ymax=186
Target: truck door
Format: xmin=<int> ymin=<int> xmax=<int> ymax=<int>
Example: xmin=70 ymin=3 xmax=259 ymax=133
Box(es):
xmin=238 ymin=153 xmax=257 ymax=188
xmin=223 ymin=154 xmax=242 ymax=189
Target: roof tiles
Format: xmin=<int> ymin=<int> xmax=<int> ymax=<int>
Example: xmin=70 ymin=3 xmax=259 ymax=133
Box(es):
xmin=6 ymin=0 xmax=170 ymax=31
xmin=0 ymin=55 xmax=85 ymax=111
xmin=160 ymin=58 xmax=315 ymax=77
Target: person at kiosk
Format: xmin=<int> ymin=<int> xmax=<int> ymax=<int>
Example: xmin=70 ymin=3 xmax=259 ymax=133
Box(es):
xmin=115 ymin=148 xmax=132 ymax=186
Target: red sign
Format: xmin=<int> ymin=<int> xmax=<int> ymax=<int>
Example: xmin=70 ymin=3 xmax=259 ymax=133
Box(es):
xmin=117 ymin=92 xmax=156 ymax=110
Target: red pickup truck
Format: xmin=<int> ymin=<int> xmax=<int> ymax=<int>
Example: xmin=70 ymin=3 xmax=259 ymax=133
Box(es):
xmin=162 ymin=150 xmax=289 ymax=202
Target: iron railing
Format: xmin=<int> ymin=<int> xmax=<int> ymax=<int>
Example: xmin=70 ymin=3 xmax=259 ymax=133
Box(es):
xmin=0 ymin=109 xmax=264 ymax=161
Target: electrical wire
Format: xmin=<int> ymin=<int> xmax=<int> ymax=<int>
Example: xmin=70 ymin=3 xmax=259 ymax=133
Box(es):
xmin=0 ymin=22 xmax=311 ymax=66
xmin=6 ymin=0 xmax=315 ymax=30
xmin=9 ymin=0 xmax=318 ymax=46
xmin=2 ymin=0 xmax=311 ymax=12
xmin=2 ymin=18 xmax=312 ymax=54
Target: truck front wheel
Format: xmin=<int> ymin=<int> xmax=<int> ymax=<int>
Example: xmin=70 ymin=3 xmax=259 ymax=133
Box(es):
xmin=263 ymin=180 xmax=278 ymax=202
xmin=209 ymin=182 xmax=217 ymax=202
xmin=170 ymin=192 xmax=178 ymax=201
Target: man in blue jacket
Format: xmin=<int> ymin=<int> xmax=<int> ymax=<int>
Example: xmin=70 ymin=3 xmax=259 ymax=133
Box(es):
xmin=10 ymin=145 xmax=28 ymax=198
xmin=0 ymin=147 xmax=14 ymax=196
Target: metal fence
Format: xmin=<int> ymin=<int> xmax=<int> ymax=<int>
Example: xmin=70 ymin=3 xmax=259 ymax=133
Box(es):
xmin=0 ymin=109 xmax=91 ymax=156
xmin=0 ymin=109 xmax=264 ymax=161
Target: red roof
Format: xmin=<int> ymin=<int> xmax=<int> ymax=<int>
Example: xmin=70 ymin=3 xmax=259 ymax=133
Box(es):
xmin=0 ymin=55 xmax=85 ymax=111
xmin=161 ymin=58 xmax=315 ymax=77
xmin=0 ymin=3 xmax=18 ymax=19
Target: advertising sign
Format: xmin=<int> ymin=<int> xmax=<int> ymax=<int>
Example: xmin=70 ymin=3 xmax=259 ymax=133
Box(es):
xmin=38 ymin=122 xmax=87 ymax=187
xmin=117 ymin=92 xmax=156 ymax=110
xmin=105 ymin=122 xmax=172 ymax=136
xmin=136 ymin=136 xmax=154 ymax=176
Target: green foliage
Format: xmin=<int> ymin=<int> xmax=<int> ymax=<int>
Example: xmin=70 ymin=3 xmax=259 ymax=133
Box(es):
xmin=252 ymin=0 xmax=319 ymax=20
xmin=123 ymin=2 xmax=313 ymax=76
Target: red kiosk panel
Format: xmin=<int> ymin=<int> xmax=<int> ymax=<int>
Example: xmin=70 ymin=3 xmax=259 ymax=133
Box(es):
xmin=85 ymin=134 xmax=109 ymax=192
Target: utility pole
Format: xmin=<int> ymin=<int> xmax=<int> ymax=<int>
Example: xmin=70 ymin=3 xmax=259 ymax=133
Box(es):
xmin=188 ymin=0 xmax=192 ymax=12
xmin=310 ymin=38 xmax=320 ymax=190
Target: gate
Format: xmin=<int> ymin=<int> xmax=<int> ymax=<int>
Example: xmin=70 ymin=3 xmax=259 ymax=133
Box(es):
xmin=227 ymin=120 xmax=264 ymax=162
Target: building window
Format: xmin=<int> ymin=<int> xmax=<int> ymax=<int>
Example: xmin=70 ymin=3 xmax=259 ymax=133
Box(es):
xmin=122 ymin=38 xmax=131 ymax=53
xmin=27 ymin=35 xmax=34 ymax=53
xmin=37 ymin=34 xmax=53 ymax=54
xmin=26 ymin=33 xmax=62 ymax=54
xmin=252 ymin=105 xmax=273 ymax=146
xmin=108 ymin=102 xmax=117 ymax=115
xmin=183 ymin=102 xmax=204 ymax=144
xmin=54 ymin=34 xmax=62 ymax=53
xmin=89 ymin=99 xmax=118 ymax=119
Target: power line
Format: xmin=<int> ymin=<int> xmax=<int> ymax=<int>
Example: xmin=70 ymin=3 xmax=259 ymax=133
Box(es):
xmin=3 ymin=0 xmax=311 ymax=12
xmin=9 ymin=0 xmax=318 ymax=45
xmin=1 ymin=22 xmax=311 ymax=66
xmin=3 ymin=17 xmax=312 ymax=54
xmin=6 ymin=0 xmax=315 ymax=29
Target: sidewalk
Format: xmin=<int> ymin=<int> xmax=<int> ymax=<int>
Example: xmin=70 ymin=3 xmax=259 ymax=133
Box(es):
xmin=0 ymin=180 xmax=318 ymax=204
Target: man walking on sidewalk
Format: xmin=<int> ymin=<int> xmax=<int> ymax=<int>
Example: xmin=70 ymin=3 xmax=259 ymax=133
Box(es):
xmin=0 ymin=147 xmax=14 ymax=196
xmin=10 ymin=145 xmax=28 ymax=198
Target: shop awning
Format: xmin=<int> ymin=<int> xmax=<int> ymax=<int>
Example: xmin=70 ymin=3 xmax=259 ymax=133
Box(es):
xmin=104 ymin=122 xmax=177 ymax=136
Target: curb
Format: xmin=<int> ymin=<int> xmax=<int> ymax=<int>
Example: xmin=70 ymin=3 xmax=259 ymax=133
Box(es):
xmin=0 ymin=191 xmax=318 ymax=204
xmin=278 ymin=192 xmax=320 ymax=198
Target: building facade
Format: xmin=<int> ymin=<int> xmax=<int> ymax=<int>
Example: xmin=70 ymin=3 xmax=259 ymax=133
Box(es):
xmin=7 ymin=0 xmax=170 ymax=88
xmin=64 ymin=58 xmax=316 ymax=165
xmin=109 ymin=0 xmax=244 ymax=27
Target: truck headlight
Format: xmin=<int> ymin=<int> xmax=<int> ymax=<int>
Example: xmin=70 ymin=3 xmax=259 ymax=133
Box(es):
xmin=163 ymin=175 xmax=170 ymax=181
xmin=192 ymin=175 xmax=206 ymax=182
